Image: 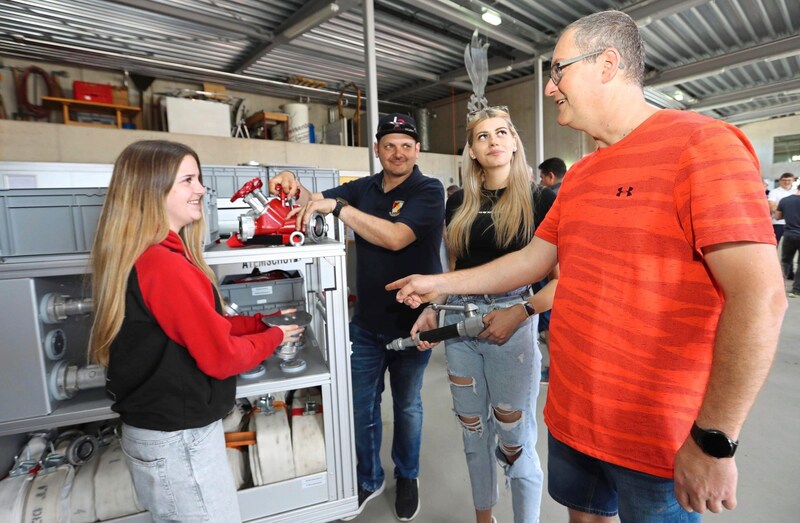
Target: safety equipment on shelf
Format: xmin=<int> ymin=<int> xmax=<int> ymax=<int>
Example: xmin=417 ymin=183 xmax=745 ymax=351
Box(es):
xmin=226 ymin=177 xmax=327 ymax=248
xmin=248 ymin=393 xmax=296 ymax=486
xmin=290 ymin=388 xmax=326 ymax=476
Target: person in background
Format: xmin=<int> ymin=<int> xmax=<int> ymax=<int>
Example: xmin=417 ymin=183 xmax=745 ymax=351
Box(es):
xmin=775 ymin=184 xmax=800 ymax=296
xmin=89 ymin=140 xmax=302 ymax=522
xmin=768 ymin=172 xmax=797 ymax=277
xmin=269 ymin=113 xmax=444 ymax=522
xmin=447 ymin=184 xmax=461 ymax=199
xmin=537 ymin=157 xmax=567 ymax=195
xmin=412 ymin=106 xmax=557 ymax=523
xmin=534 ymin=157 xmax=566 ymax=378
xmin=389 ymin=10 xmax=786 ymax=522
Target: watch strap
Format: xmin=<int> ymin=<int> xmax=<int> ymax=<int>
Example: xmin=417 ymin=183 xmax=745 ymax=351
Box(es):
xmin=690 ymin=421 xmax=738 ymax=458
xmin=332 ymin=198 xmax=348 ymax=218
xmin=522 ymin=301 xmax=536 ymax=317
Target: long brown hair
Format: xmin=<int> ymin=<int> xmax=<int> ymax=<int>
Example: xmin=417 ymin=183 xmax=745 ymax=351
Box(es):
xmin=447 ymin=107 xmax=535 ymax=258
xmin=89 ymin=140 xmax=217 ymax=365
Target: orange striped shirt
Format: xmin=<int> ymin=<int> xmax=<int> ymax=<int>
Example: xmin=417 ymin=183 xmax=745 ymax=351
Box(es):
xmin=535 ymin=109 xmax=774 ymax=478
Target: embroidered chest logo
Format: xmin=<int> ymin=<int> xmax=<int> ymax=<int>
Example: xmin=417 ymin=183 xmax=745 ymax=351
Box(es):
xmin=390 ymin=200 xmax=405 ymax=217
xmin=616 ymin=186 xmax=634 ymax=197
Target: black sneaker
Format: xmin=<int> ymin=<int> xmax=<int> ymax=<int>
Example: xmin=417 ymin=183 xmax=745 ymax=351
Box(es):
xmin=394 ymin=477 xmax=420 ymax=521
xmin=341 ymin=481 xmax=385 ymax=521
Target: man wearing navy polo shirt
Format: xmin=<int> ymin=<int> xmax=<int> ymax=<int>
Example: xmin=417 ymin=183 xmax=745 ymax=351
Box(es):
xmin=269 ymin=113 xmax=444 ymax=521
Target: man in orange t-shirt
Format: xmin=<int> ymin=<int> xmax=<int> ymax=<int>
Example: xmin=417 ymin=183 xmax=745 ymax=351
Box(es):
xmin=388 ymin=10 xmax=786 ymax=523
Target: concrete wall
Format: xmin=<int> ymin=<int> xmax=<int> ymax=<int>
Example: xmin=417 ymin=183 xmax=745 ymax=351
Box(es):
xmin=424 ymin=74 xmax=589 ymax=180
xmin=739 ymin=114 xmax=800 ymax=184
xmin=0 ymin=119 xmax=460 ymax=187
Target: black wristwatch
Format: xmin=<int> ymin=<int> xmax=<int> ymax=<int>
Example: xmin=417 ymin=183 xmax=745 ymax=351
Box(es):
xmin=521 ymin=301 xmax=536 ymax=317
xmin=331 ymin=198 xmax=348 ymax=218
xmin=690 ymin=421 xmax=738 ymax=458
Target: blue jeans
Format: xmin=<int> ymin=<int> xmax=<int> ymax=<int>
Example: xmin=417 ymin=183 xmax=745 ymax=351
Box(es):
xmin=120 ymin=420 xmax=240 ymax=522
xmin=548 ymin=433 xmax=701 ymax=522
xmin=444 ymin=293 xmax=543 ymax=523
xmin=349 ymin=321 xmax=432 ymax=491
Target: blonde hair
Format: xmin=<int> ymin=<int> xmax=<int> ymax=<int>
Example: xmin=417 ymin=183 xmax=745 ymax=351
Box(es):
xmin=447 ymin=107 xmax=535 ymax=257
xmin=89 ymin=140 xmax=217 ymax=366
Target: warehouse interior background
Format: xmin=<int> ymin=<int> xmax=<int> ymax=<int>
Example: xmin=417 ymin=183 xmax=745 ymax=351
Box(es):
xmin=1 ymin=1 xmax=799 ymax=522
xmin=0 ymin=0 xmax=799 ymax=184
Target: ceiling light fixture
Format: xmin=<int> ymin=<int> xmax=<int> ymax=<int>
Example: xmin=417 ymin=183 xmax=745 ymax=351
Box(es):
xmin=481 ymin=9 xmax=502 ymax=26
xmin=283 ymin=2 xmax=340 ymax=40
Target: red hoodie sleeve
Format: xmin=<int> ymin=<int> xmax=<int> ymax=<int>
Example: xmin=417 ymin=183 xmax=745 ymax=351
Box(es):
xmin=227 ymin=313 xmax=269 ymax=336
xmin=135 ymin=246 xmax=284 ymax=379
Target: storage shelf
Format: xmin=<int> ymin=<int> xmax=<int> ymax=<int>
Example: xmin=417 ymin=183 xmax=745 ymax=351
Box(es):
xmin=102 ymin=473 xmax=358 ymax=523
xmin=204 ymin=237 xmax=345 ymax=265
xmin=0 ymin=389 xmax=115 ymax=437
xmin=0 ymin=340 xmax=330 ymax=438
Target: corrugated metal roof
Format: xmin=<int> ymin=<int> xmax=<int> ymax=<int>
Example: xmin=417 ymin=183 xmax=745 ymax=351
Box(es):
xmin=0 ymin=0 xmax=798 ymax=125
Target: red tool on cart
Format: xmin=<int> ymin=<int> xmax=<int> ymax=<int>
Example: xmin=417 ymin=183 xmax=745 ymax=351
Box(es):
xmin=226 ymin=177 xmax=327 ymax=248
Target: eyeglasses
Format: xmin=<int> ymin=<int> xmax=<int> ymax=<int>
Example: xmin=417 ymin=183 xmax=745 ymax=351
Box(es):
xmin=377 ymin=118 xmax=417 ymax=135
xmin=549 ymin=49 xmax=605 ymax=86
xmin=467 ymin=105 xmax=510 ymax=122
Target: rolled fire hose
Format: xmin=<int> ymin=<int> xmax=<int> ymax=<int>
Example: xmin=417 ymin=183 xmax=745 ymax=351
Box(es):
xmin=22 ymin=464 xmax=75 ymax=523
xmin=290 ymin=388 xmax=326 ymax=476
xmin=68 ymin=450 xmax=100 ymax=523
xmin=249 ymin=392 xmax=295 ymax=486
xmin=0 ymin=474 xmax=33 ymax=523
xmin=93 ymin=439 xmax=143 ymax=521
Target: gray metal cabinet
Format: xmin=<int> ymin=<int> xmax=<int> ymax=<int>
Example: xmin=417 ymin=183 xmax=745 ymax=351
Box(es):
xmin=0 ymin=167 xmax=357 ymax=522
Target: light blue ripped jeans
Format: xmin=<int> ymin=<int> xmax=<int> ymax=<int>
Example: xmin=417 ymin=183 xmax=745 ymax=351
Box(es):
xmin=444 ymin=290 xmax=543 ymax=523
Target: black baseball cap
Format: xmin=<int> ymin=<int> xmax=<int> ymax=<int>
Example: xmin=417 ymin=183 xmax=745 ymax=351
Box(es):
xmin=376 ymin=113 xmax=419 ymax=142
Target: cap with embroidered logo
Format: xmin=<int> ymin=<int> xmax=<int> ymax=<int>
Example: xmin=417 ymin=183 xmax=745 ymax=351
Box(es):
xmin=376 ymin=113 xmax=419 ymax=142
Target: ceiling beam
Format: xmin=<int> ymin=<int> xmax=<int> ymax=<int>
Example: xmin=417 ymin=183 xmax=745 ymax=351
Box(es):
xmin=690 ymin=78 xmax=800 ymax=112
xmin=412 ymin=0 xmax=538 ymax=55
xmin=231 ymin=0 xmax=361 ymax=74
xmin=106 ymin=0 xmax=272 ymax=40
xmin=646 ymin=34 xmax=800 ymax=88
xmin=454 ymin=0 xmax=553 ymax=46
xmin=624 ymin=0 xmax=710 ymax=26
xmin=723 ymin=100 xmax=800 ymax=126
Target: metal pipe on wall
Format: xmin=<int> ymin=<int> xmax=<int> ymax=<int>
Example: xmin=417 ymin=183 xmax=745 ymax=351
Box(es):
xmin=363 ymin=0 xmax=379 ymax=175
xmin=535 ymin=57 xmax=544 ymax=176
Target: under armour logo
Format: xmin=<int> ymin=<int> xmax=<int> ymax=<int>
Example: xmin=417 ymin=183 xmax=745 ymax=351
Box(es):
xmin=616 ymin=186 xmax=633 ymax=197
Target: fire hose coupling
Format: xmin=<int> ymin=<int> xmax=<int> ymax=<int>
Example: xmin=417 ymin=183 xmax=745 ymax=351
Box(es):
xmin=39 ymin=292 xmax=94 ymax=324
xmin=385 ymin=303 xmax=486 ymax=351
xmin=49 ymin=361 xmax=107 ymax=401
xmin=228 ymin=177 xmax=327 ymax=247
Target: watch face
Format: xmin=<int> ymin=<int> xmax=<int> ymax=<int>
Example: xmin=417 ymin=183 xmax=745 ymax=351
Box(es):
xmin=524 ymin=302 xmax=536 ymax=317
xmin=692 ymin=423 xmax=738 ymax=458
xmin=702 ymin=431 xmax=736 ymax=458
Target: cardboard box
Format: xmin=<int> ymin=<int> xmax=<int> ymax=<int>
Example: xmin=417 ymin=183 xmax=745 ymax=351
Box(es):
xmin=203 ymin=82 xmax=227 ymax=95
xmin=112 ymin=86 xmax=129 ymax=106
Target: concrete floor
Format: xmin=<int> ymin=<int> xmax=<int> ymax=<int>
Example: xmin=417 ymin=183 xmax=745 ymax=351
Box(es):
xmin=354 ymin=280 xmax=800 ymax=522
